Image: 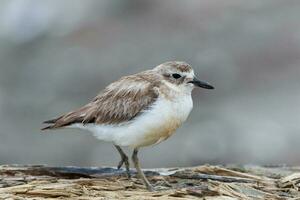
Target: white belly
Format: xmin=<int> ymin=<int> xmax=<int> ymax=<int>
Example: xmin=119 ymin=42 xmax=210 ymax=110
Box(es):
xmin=73 ymin=95 xmax=193 ymax=148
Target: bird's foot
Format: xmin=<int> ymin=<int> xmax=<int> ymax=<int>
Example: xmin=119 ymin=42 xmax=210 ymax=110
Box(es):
xmin=154 ymin=179 xmax=172 ymax=188
xmin=117 ymin=155 xmax=131 ymax=179
xmin=146 ymin=183 xmax=155 ymax=192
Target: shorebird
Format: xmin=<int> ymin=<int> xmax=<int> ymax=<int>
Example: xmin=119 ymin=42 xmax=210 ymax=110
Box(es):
xmin=42 ymin=61 xmax=214 ymax=191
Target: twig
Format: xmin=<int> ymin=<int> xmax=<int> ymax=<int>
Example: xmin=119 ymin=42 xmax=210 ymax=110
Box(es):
xmin=171 ymin=171 xmax=255 ymax=183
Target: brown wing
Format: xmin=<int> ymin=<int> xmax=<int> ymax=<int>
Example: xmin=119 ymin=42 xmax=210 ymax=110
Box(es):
xmin=42 ymin=72 xmax=159 ymax=130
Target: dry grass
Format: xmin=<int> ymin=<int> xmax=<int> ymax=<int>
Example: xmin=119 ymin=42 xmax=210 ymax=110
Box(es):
xmin=1 ymin=165 xmax=300 ymax=199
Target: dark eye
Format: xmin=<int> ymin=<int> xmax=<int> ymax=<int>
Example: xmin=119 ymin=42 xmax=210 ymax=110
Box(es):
xmin=172 ymin=73 xmax=181 ymax=79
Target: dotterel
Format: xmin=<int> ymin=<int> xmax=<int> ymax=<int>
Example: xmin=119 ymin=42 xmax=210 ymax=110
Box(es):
xmin=42 ymin=61 xmax=214 ymax=191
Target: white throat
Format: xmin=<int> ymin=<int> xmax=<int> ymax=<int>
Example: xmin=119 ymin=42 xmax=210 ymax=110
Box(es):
xmin=161 ymin=80 xmax=193 ymax=95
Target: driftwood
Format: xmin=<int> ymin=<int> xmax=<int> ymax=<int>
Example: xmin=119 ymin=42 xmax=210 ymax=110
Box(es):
xmin=0 ymin=165 xmax=300 ymax=199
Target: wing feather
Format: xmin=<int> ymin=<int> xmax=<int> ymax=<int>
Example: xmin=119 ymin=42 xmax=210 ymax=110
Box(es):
xmin=42 ymin=71 xmax=159 ymax=130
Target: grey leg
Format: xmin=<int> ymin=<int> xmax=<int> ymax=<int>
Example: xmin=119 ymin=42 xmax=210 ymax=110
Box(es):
xmin=132 ymin=148 xmax=154 ymax=191
xmin=114 ymin=145 xmax=131 ymax=178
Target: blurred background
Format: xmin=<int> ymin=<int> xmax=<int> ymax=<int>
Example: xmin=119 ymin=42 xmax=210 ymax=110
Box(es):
xmin=0 ymin=0 xmax=300 ymax=168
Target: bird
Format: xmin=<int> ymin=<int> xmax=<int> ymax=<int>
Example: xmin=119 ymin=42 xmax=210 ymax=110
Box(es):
xmin=42 ymin=61 xmax=214 ymax=191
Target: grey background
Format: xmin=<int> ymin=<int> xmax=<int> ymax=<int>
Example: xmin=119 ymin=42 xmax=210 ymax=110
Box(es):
xmin=0 ymin=0 xmax=300 ymax=168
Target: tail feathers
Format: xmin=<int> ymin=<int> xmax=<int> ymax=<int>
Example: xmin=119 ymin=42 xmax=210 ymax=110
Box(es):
xmin=41 ymin=117 xmax=61 ymax=130
xmin=41 ymin=104 xmax=93 ymax=131
xmin=43 ymin=117 xmax=60 ymax=124
xmin=41 ymin=125 xmax=54 ymax=131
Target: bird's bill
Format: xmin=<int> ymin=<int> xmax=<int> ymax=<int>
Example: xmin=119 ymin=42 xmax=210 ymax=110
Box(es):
xmin=188 ymin=77 xmax=214 ymax=89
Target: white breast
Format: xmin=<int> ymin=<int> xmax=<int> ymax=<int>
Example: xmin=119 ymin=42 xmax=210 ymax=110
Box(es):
xmin=75 ymin=94 xmax=193 ymax=148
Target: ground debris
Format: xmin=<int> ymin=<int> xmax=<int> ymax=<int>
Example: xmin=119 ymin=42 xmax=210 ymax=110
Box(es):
xmin=0 ymin=165 xmax=300 ymax=199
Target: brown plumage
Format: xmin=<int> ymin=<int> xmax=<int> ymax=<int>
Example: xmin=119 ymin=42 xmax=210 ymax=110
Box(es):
xmin=163 ymin=61 xmax=192 ymax=72
xmin=42 ymin=70 xmax=159 ymax=130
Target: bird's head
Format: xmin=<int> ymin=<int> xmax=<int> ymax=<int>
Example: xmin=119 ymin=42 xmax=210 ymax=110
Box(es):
xmin=154 ymin=61 xmax=214 ymax=93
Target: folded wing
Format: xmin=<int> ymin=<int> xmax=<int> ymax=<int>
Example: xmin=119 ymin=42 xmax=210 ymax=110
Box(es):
xmin=42 ymin=72 xmax=159 ymax=130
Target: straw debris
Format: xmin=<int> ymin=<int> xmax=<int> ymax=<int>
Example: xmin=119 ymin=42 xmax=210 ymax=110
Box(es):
xmin=0 ymin=165 xmax=299 ymax=199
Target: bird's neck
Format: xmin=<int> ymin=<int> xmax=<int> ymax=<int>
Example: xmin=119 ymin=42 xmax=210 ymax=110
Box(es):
xmin=159 ymin=80 xmax=192 ymax=101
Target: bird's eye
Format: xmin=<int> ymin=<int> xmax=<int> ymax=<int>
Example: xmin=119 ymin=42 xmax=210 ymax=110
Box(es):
xmin=172 ymin=73 xmax=181 ymax=79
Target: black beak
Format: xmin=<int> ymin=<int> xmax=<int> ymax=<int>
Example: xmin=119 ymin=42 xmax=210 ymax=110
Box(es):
xmin=188 ymin=77 xmax=214 ymax=89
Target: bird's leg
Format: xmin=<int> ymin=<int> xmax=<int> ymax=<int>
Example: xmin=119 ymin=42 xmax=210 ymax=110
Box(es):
xmin=132 ymin=148 xmax=154 ymax=192
xmin=114 ymin=145 xmax=131 ymax=178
